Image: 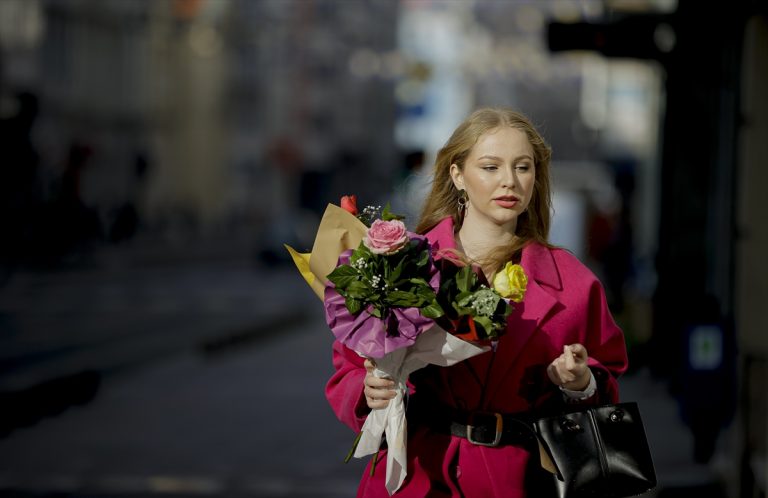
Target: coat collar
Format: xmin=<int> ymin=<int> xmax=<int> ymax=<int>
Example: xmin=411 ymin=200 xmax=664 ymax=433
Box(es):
xmin=520 ymin=241 xmax=563 ymax=292
xmin=423 ymin=216 xmax=457 ymax=258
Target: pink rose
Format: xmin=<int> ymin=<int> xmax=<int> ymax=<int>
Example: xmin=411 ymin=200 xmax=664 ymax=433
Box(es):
xmin=364 ymin=219 xmax=409 ymax=255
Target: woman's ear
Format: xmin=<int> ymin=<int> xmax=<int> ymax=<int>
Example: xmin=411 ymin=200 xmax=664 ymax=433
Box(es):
xmin=449 ymin=163 xmax=464 ymax=190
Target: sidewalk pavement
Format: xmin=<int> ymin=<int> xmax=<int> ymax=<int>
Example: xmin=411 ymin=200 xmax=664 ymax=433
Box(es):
xmin=0 ymin=237 xmax=314 ymax=391
xmin=0 ymin=313 xmax=366 ymax=497
xmin=0 ymin=236 xmax=319 ymax=444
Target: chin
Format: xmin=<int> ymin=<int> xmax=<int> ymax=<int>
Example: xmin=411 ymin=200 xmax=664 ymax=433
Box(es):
xmin=490 ymin=215 xmax=520 ymax=228
xmin=467 ymin=208 xmax=520 ymax=228
xmin=492 ymin=211 xmax=521 ymax=224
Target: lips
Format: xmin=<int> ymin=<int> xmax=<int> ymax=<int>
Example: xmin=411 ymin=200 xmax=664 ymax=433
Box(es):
xmin=494 ymin=195 xmax=520 ymax=209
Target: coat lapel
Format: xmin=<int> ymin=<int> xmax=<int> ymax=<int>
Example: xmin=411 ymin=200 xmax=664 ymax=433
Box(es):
xmin=423 ymin=217 xmax=457 ymax=257
xmin=484 ymin=243 xmax=563 ymax=405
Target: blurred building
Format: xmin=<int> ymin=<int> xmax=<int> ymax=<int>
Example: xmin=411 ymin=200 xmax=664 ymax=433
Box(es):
xmin=1 ymin=0 xmax=401 ymax=253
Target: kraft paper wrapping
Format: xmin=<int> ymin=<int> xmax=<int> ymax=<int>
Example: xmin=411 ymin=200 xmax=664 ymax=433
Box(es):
xmin=284 ymin=203 xmax=367 ymax=300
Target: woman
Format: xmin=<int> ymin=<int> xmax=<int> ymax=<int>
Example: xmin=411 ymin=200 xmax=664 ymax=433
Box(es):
xmin=326 ymin=108 xmax=628 ymax=497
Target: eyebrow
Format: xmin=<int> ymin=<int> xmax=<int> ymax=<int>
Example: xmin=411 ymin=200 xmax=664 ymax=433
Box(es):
xmin=476 ymin=154 xmax=534 ymax=162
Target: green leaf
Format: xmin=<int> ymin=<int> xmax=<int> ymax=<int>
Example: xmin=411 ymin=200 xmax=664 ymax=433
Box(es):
xmin=416 ymin=248 xmax=429 ymax=266
xmin=408 ymin=277 xmax=430 ymax=288
xmin=386 ymin=290 xmax=421 ymax=307
xmin=327 ymin=265 xmax=360 ymax=289
xmin=455 ymin=306 xmax=473 ymax=317
xmin=456 ymin=291 xmax=474 ymax=308
xmin=415 ymin=285 xmax=431 ymax=296
xmin=473 ymin=316 xmax=494 ymax=338
xmin=381 ymin=202 xmax=405 ymax=221
xmin=500 ymin=302 xmax=514 ymax=318
xmin=346 ymin=297 xmax=362 ymax=315
xmin=421 ymin=303 xmax=445 ymax=319
xmin=390 ymin=258 xmax=404 ymax=283
xmin=355 ymin=243 xmax=373 ymax=260
xmin=455 ymin=266 xmax=475 ymax=293
xmin=346 ymin=280 xmax=371 ymax=299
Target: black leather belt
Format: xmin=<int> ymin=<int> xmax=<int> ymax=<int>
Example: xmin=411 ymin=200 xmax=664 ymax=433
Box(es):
xmin=408 ymin=398 xmax=537 ymax=448
xmin=447 ymin=411 xmax=536 ymax=447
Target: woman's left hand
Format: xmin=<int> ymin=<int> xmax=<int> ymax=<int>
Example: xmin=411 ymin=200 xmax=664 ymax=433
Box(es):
xmin=547 ymin=343 xmax=591 ymax=391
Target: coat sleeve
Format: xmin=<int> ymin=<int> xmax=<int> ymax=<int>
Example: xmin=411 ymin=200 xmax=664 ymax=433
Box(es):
xmin=582 ymin=277 xmax=628 ymax=405
xmin=325 ymin=340 xmax=370 ymax=432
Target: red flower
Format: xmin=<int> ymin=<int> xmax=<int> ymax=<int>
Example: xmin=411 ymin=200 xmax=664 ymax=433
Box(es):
xmin=340 ymin=195 xmax=358 ymax=216
xmin=451 ymin=315 xmax=480 ymax=342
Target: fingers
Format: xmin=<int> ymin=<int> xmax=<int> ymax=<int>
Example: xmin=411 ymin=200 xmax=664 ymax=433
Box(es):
xmin=363 ymin=367 xmax=396 ymax=410
xmin=548 ymin=344 xmax=590 ymax=390
xmin=366 ymin=374 xmax=394 ymax=389
xmin=564 ymin=345 xmax=575 ymax=370
xmin=364 ymin=388 xmax=396 ymax=409
xmin=549 ymin=356 xmax=578 ymax=384
xmin=363 ymin=358 xmax=376 ymax=373
xmin=569 ymin=343 xmax=588 ymax=361
xmin=364 ymin=385 xmax=396 ymax=409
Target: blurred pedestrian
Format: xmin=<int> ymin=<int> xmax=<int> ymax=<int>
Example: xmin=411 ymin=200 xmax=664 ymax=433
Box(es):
xmin=326 ymin=108 xmax=628 ymax=497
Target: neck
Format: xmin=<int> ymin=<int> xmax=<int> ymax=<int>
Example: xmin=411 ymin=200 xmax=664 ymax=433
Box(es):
xmin=456 ymin=213 xmax=517 ymax=263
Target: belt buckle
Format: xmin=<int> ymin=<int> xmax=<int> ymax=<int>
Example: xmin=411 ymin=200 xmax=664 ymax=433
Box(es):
xmin=466 ymin=412 xmax=503 ymax=447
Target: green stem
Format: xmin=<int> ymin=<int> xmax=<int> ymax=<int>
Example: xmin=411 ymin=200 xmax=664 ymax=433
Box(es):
xmin=344 ymin=431 xmax=363 ymax=463
xmin=369 ymin=451 xmax=379 ymax=477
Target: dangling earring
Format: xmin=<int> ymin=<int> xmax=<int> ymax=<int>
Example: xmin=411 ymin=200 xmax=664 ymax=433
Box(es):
xmin=457 ymin=189 xmax=468 ymax=217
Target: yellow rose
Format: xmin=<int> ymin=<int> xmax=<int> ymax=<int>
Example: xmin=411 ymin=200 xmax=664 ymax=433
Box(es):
xmin=493 ymin=262 xmax=528 ymax=303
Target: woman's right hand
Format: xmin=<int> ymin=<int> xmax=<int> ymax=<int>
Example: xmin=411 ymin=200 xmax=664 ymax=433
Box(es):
xmin=363 ymin=358 xmax=397 ymax=409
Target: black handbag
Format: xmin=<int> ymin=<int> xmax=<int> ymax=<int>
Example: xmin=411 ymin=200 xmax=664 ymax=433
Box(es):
xmin=533 ymin=402 xmax=657 ymax=498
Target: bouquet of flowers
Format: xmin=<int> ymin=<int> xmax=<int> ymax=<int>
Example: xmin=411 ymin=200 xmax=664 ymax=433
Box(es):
xmin=324 ymin=201 xmax=443 ymax=358
xmin=285 ymin=195 xmax=527 ymax=495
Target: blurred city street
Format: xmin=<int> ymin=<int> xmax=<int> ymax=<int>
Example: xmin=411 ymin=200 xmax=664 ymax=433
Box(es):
xmin=0 ymin=239 xmax=368 ymax=497
xmin=0 ymin=240 xmax=735 ymax=497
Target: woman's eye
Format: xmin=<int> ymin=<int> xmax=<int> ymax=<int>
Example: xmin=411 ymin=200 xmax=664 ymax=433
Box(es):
xmin=482 ymin=165 xmax=498 ymax=171
xmin=515 ymin=164 xmax=531 ymax=171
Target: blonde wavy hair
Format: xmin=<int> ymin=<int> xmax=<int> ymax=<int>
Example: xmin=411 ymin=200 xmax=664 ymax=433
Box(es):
xmin=415 ymin=107 xmax=554 ymax=272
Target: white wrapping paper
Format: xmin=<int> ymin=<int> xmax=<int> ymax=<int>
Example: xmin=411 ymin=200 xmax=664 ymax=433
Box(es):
xmin=354 ymin=325 xmax=490 ymax=495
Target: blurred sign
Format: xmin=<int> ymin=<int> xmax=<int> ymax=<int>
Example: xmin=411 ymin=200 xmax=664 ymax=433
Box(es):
xmin=688 ymin=324 xmax=723 ymax=370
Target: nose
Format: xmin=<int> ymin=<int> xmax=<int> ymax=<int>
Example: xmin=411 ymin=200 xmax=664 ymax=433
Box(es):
xmin=501 ymin=166 xmax=517 ymax=189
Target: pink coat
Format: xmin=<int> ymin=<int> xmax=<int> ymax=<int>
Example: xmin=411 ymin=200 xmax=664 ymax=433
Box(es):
xmin=326 ymin=217 xmax=628 ymax=497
